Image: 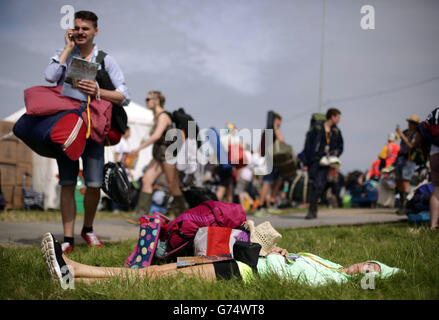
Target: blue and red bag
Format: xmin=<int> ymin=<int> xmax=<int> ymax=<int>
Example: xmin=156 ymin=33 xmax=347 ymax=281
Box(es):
xmin=16 ymin=85 xmax=113 ymax=158
xmin=13 ymin=103 xmax=88 ymax=161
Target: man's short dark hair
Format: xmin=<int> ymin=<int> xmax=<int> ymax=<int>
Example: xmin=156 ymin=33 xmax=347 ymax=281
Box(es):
xmin=75 ymin=11 xmax=98 ymax=28
xmin=326 ymin=108 xmax=341 ymax=120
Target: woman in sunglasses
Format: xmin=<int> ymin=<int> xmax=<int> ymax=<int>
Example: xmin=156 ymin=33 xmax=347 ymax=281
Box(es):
xmin=129 ymin=91 xmax=186 ymax=219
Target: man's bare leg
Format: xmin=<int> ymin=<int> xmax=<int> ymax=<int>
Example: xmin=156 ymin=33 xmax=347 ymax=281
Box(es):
xmin=83 ymin=187 xmax=100 ymax=229
xmin=60 ymin=185 xmax=76 ymax=238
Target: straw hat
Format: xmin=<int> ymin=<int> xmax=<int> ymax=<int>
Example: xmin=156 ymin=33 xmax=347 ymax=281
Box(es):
xmin=406 ymin=114 xmax=420 ymax=124
xmin=247 ymin=220 xmax=282 ymax=256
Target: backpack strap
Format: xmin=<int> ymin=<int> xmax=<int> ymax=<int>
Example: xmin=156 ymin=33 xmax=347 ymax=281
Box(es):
xmin=95 ymin=50 xmax=115 ymax=91
xmin=288 ymin=173 xmax=302 ymax=202
xmin=96 ymin=50 xmax=107 ymax=67
xmin=155 ymin=111 xmax=174 ymax=129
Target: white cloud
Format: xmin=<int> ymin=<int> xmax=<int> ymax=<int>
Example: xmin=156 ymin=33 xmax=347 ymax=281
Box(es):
xmin=134 ymin=0 xmax=282 ymax=95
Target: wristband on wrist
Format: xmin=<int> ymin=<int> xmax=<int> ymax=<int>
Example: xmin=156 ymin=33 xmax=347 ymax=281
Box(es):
xmin=95 ymin=81 xmax=101 ymax=100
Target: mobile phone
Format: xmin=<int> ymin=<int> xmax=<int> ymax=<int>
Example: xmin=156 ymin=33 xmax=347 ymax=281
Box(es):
xmin=68 ymin=34 xmax=74 ymax=40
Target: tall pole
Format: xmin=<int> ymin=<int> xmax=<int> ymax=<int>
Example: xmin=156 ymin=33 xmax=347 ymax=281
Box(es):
xmin=318 ymin=0 xmax=326 ymax=113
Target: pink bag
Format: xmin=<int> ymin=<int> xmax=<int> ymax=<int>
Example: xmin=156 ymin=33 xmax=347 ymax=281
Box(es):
xmin=165 ymin=200 xmax=247 ymax=252
xmin=24 ymin=85 xmax=113 ymax=144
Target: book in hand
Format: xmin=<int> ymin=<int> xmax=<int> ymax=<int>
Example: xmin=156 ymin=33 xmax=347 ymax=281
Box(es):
xmin=61 ymin=56 xmax=99 ymax=101
xmin=177 ymin=254 xmax=233 ymax=268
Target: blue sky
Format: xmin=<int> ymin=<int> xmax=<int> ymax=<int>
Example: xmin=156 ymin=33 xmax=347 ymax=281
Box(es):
xmin=0 ymin=0 xmax=437 ymax=173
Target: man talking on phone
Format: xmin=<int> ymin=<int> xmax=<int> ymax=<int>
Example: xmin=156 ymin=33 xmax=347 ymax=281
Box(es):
xmin=45 ymin=10 xmax=130 ymax=254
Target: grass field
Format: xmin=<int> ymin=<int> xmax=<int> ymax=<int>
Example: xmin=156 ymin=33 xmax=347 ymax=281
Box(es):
xmin=1 ymin=220 xmax=438 ymax=300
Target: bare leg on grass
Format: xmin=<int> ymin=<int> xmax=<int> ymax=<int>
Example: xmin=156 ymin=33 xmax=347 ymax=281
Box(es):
xmin=63 ymin=255 xmax=217 ymax=282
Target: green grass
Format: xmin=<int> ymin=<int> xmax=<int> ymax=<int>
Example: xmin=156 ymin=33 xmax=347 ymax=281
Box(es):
xmin=1 ymin=222 xmax=438 ymax=300
xmin=0 ymin=209 xmax=137 ymax=222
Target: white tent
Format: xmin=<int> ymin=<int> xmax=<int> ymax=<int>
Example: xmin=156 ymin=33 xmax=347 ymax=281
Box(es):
xmin=4 ymin=101 xmax=154 ymax=210
xmin=104 ymin=102 xmax=154 ymax=182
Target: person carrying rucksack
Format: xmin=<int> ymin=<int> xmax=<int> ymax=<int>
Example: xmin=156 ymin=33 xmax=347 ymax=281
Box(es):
xmin=302 ymin=108 xmax=344 ymax=220
xmin=129 ymin=91 xmax=187 ymax=218
xmin=394 ymin=114 xmax=420 ymax=215
xmin=254 ymin=112 xmax=285 ymax=216
xmin=378 ymin=133 xmax=401 ymax=170
xmin=44 ymin=11 xmax=131 ymax=254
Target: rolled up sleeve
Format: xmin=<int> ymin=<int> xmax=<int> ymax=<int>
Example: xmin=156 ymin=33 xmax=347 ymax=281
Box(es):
xmin=44 ymin=49 xmax=67 ymax=84
xmin=103 ymin=55 xmax=131 ymax=106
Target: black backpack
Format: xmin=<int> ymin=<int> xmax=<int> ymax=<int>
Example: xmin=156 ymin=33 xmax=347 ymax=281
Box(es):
xmin=182 ymin=186 xmax=218 ymax=209
xmin=171 ymin=108 xmax=201 ymax=147
xmin=95 ymin=50 xmax=128 ymax=135
xmin=102 ymin=162 xmax=131 ymax=206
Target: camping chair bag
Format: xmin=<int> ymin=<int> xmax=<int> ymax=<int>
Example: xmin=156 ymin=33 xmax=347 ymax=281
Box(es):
xmin=125 ymin=213 xmax=163 ymax=268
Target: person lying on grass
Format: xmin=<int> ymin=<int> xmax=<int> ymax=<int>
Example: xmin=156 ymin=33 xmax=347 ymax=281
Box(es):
xmin=41 ymin=232 xmax=403 ymax=288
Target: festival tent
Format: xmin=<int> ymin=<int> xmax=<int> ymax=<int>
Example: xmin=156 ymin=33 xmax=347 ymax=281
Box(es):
xmin=3 ymin=101 xmax=154 ymax=210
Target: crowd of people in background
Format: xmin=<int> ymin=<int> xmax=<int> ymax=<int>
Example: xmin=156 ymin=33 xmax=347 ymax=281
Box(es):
xmin=108 ymin=106 xmax=433 ymax=231
xmin=366 ymin=114 xmax=427 ymax=214
xmin=108 ymin=105 xmax=349 ymax=221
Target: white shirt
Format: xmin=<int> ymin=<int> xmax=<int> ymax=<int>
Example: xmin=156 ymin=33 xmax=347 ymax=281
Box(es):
xmin=239 ymin=151 xmax=254 ymax=182
xmin=113 ymin=138 xmax=131 ymax=162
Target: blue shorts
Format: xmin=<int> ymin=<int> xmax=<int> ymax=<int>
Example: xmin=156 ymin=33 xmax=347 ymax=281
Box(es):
xmin=56 ymin=139 xmax=105 ymax=187
xmin=263 ymin=167 xmax=281 ymax=183
xmin=395 ymin=157 xmax=416 ymax=181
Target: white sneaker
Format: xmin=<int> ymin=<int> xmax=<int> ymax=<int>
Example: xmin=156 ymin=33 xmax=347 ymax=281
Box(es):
xmin=41 ymin=233 xmax=73 ymax=286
